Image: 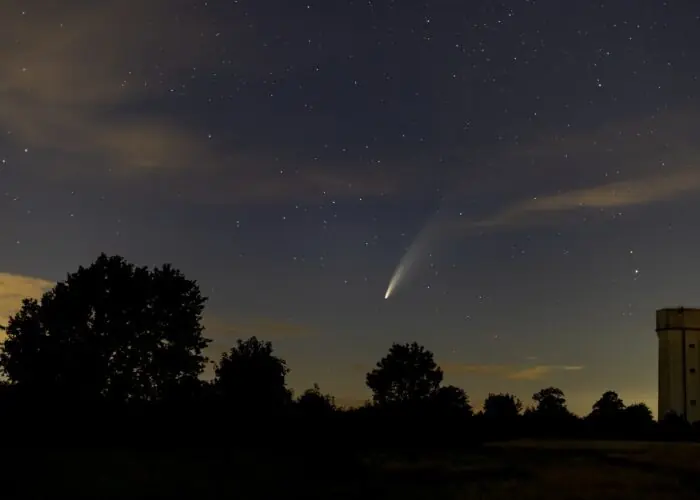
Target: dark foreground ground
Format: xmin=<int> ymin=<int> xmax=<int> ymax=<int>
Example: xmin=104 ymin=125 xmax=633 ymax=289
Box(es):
xmin=5 ymin=440 xmax=700 ymax=499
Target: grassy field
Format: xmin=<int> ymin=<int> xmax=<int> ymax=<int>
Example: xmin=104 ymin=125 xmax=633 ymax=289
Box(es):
xmin=3 ymin=440 xmax=700 ymax=498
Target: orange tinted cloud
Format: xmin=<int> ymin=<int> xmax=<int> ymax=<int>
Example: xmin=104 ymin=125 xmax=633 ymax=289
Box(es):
xmin=204 ymin=315 xmax=316 ymax=346
xmin=519 ymin=110 xmax=699 ymax=162
xmin=451 ymin=109 xmax=700 ymax=222
xmin=443 ymin=363 xmax=584 ymax=381
xmin=0 ymin=273 xmax=54 ymax=329
xmin=0 ymin=1 xmax=402 ymax=203
xmin=154 ymin=161 xmax=404 ymax=206
xmin=473 ymin=168 xmax=700 ymax=230
xmin=0 ymin=1 xmax=218 ymax=173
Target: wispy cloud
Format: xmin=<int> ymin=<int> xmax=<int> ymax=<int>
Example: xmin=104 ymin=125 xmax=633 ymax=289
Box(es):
xmin=0 ymin=1 xmax=219 ymax=174
xmin=201 ymin=315 xmax=316 ymax=378
xmin=148 ymin=160 xmax=403 ymax=206
xmin=471 ymin=168 xmax=700 ymax=230
xmin=449 ymin=108 xmax=700 ymax=225
xmin=0 ymin=1 xmax=402 ymax=203
xmin=204 ymin=315 xmax=316 ymax=347
xmin=443 ymin=363 xmax=584 ymax=381
xmin=519 ymin=110 xmax=700 ymax=163
xmin=507 ymin=365 xmax=583 ymax=381
xmin=0 ymin=273 xmax=54 ymax=327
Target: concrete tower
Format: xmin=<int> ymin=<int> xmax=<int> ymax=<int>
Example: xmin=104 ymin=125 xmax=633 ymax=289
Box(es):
xmin=656 ymin=307 xmax=700 ymax=422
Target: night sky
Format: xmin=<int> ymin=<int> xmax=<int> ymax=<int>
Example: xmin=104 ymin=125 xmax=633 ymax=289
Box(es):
xmin=2 ymin=0 xmax=700 ymax=414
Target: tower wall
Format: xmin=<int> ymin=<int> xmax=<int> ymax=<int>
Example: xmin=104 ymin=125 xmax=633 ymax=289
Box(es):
xmin=657 ymin=308 xmax=700 ymax=422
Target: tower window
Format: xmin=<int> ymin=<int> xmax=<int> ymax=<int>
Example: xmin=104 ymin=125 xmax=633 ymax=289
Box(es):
xmin=690 ymin=368 xmax=697 ymax=374
xmin=690 ymin=344 xmax=696 ymax=348
xmin=691 ymin=400 xmax=697 ymax=406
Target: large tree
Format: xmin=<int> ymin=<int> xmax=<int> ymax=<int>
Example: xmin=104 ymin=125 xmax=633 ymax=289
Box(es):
xmin=296 ymin=383 xmax=337 ymax=416
xmin=532 ymin=387 xmax=569 ymax=416
xmin=623 ymin=403 xmax=654 ymax=429
xmin=483 ymin=393 xmax=522 ymax=419
xmin=590 ymin=390 xmax=625 ymax=418
xmin=213 ymin=336 xmax=292 ymax=413
xmin=432 ymin=385 xmax=472 ymax=416
xmin=366 ymin=342 xmax=443 ymax=406
xmin=0 ymin=254 xmax=210 ymax=403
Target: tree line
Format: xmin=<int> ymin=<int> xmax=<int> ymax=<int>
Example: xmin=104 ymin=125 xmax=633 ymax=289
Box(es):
xmin=0 ymin=254 xmax=696 ymax=446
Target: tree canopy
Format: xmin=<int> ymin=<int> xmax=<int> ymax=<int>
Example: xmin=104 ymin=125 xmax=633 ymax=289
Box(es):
xmin=483 ymin=393 xmax=522 ymax=419
xmin=365 ymin=342 xmax=443 ymax=406
xmin=532 ymin=387 xmax=569 ymax=416
xmin=432 ymin=385 xmax=472 ymax=415
xmin=213 ymin=336 xmax=292 ymax=413
xmin=624 ymin=403 xmax=654 ymax=428
xmin=297 ymin=383 xmax=337 ymax=416
xmin=0 ymin=254 xmax=210 ymax=404
xmin=591 ymin=390 xmax=625 ymax=417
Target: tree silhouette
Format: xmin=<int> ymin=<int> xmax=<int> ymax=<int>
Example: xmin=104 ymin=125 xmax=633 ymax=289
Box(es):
xmin=0 ymin=254 xmax=209 ymax=404
xmin=532 ymin=387 xmax=569 ymax=416
xmin=432 ymin=385 xmax=472 ymax=415
xmin=213 ymin=336 xmax=292 ymax=414
xmin=624 ymin=402 xmax=652 ymax=421
xmin=586 ymin=390 xmax=627 ymax=436
xmin=483 ymin=393 xmax=522 ymax=419
xmin=591 ymin=390 xmax=625 ymax=418
xmin=621 ymin=402 xmax=654 ymax=434
xmin=297 ymin=383 xmax=337 ymax=416
xmin=365 ymin=342 xmax=443 ymax=406
xmin=525 ymin=387 xmax=579 ymax=437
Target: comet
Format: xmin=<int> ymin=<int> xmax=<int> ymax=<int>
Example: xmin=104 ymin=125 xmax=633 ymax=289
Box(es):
xmin=383 ymin=209 xmax=445 ymax=300
xmin=384 ymin=264 xmax=404 ymax=299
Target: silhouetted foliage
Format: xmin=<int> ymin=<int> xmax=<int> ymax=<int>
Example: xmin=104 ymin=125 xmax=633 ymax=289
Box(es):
xmin=622 ymin=403 xmax=655 ymax=434
xmin=297 ymin=383 xmax=337 ymax=416
xmin=213 ymin=336 xmax=292 ymax=415
xmin=532 ymin=387 xmax=569 ymax=416
xmin=366 ymin=342 xmax=443 ymax=407
xmin=523 ymin=387 xmax=580 ymax=437
xmin=431 ymin=385 xmax=472 ymax=416
xmin=483 ymin=393 xmax=522 ymax=419
xmin=585 ymin=390 xmax=629 ymax=437
xmin=1 ymin=253 xmax=698 ymax=447
xmin=591 ymin=390 xmax=625 ymax=417
xmin=0 ymin=254 xmax=209 ymax=405
xmin=478 ymin=393 xmax=523 ymax=440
